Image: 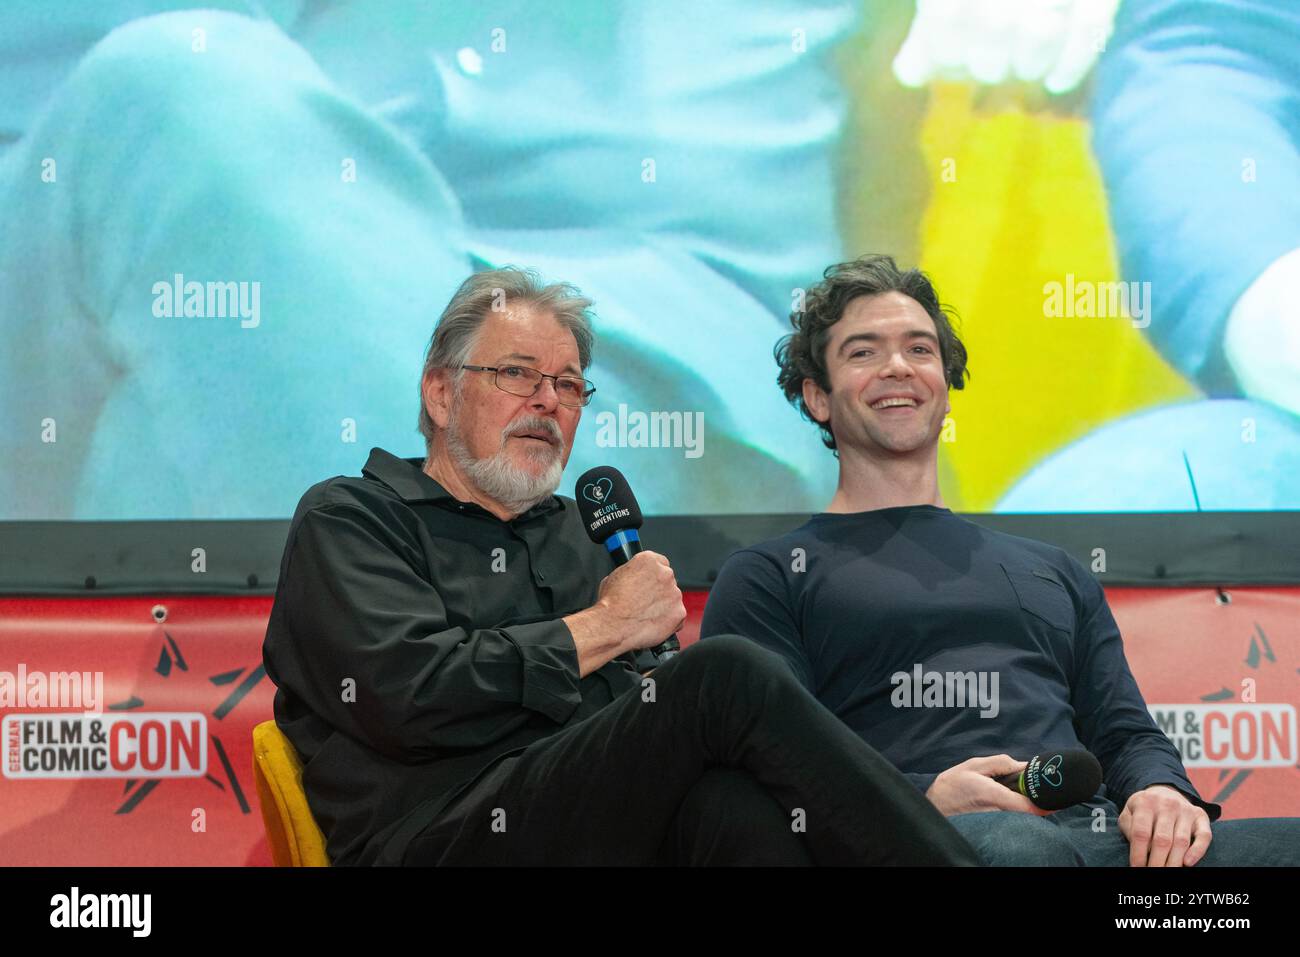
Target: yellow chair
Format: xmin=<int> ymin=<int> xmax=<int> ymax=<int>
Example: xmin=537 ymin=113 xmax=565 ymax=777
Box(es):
xmin=253 ymin=719 xmax=331 ymax=867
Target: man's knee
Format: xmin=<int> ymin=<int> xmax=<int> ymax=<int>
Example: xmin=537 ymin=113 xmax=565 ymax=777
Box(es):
xmin=949 ymin=811 xmax=1083 ymax=866
xmin=1197 ymin=817 xmax=1300 ymax=866
xmin=678 ymin=634 xmax=800 ymax=688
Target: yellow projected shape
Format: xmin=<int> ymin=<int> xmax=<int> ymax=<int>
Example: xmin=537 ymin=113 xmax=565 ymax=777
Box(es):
xmin=911 ymin=84 xmax=1196 ymax=510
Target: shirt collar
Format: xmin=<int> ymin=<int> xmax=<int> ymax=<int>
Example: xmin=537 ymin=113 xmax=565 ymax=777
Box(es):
xmin=362 ymin=447 xmax=452 ymax=502
xmin=360 ymin=447 xmax=563 ymax=520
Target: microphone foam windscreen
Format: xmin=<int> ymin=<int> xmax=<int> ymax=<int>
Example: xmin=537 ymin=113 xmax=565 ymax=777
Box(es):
xmin=1023 ymin=749 xmax=1103 ymax=810
xmin=574 ymin=466 xmax=643 ymax=542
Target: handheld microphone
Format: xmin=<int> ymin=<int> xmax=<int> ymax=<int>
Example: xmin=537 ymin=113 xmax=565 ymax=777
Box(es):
xmin=574 ymin=465 xmax=679 ymax=660
xmin=995 ymin=749 xmax=1103 ymax=811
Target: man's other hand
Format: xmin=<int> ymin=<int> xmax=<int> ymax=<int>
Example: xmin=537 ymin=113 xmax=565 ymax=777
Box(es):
xmin=1119 ymin=784 xmax=1213 ymax=867
xmin=926 ymin=754 xmax=1055 ymax=817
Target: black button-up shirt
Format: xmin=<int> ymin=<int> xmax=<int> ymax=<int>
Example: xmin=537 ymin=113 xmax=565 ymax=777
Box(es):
xmin=262 ymin=448 xmax=650 ymax=865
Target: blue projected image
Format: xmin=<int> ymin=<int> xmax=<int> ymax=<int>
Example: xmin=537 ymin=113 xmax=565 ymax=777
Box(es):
xmin=1 ymin=0 xmax=1297 ymax=519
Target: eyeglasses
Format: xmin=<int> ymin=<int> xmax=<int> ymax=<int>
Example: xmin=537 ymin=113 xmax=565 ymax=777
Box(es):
xmin=460 ymin=364 xmax=597 ymax=408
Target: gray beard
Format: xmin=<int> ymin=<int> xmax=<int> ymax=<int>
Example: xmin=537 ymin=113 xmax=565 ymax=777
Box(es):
xmin=444 ymin=413 xmax=564 ymax=516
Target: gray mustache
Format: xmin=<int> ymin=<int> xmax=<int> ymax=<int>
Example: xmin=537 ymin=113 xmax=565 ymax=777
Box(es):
xmin=505 ymin=416 xmax=563 ymax=445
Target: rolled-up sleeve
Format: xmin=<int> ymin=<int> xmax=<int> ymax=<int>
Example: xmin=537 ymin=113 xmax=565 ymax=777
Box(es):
xmin=268 ymin=503 xmax=583 ymax=762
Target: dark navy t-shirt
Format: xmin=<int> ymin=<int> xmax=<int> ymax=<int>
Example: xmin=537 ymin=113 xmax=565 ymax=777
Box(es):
xmin=700 ymin=505 xmax=1220 ymax=819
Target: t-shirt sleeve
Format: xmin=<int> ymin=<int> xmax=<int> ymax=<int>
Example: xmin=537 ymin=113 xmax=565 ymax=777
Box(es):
xmin=1067 ymin=561 xmax=1222 ymax=821
xmin=700 ymin=547 xmax=814 ymax=692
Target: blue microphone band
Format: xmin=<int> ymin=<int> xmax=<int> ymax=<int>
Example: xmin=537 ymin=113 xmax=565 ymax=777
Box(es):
xmin=604 ymin=528 xmax=640 ymax=553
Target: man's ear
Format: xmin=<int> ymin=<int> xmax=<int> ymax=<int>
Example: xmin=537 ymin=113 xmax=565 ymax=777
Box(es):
xmin=802 ymin=376 xmax=831 ymax=425
xmin=422 ymin=369 xmax=453 ymax=431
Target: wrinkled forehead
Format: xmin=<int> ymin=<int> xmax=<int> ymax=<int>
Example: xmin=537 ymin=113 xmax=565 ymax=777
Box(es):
xmin=473 ymin=306 xmax=582 ymax=372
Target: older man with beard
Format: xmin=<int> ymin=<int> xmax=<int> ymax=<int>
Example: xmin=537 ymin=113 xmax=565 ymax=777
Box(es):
xmin=261 ymin=266 xmax=978 ymax=867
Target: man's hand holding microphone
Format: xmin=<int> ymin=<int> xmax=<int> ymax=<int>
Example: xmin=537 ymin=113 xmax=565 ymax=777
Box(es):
xmin=565 ymin=467 xmax=684 ymax=677
xmin=566 ymin=550 xmax=685 ymax=677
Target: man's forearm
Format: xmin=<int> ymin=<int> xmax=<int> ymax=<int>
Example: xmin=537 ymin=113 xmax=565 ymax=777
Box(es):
xmin=563 ymin=603 xmax=631 ymax=678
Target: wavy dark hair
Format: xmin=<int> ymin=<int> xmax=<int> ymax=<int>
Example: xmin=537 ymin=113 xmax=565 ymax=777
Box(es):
xmin=775 ymin=254 xmax=969 ymax=453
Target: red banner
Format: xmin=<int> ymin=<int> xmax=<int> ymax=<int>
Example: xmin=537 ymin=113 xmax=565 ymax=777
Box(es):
xmin=1 ymin=588 xmax=1296 ymax=866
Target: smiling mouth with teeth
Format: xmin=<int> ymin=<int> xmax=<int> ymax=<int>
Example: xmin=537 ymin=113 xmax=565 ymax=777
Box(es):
xmin=870 ymin=397 xmax=920 ymax=410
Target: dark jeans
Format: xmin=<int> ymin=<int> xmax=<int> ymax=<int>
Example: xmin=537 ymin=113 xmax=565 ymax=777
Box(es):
xmin=951 ymin=799 xmax=1300 ymax=866
xmin=403 ymin=636 xmax=978 ymax=865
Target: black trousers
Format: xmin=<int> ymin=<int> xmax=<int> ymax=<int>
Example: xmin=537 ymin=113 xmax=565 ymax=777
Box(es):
xmin=403 ymin=636 xmax=978 ymax=866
